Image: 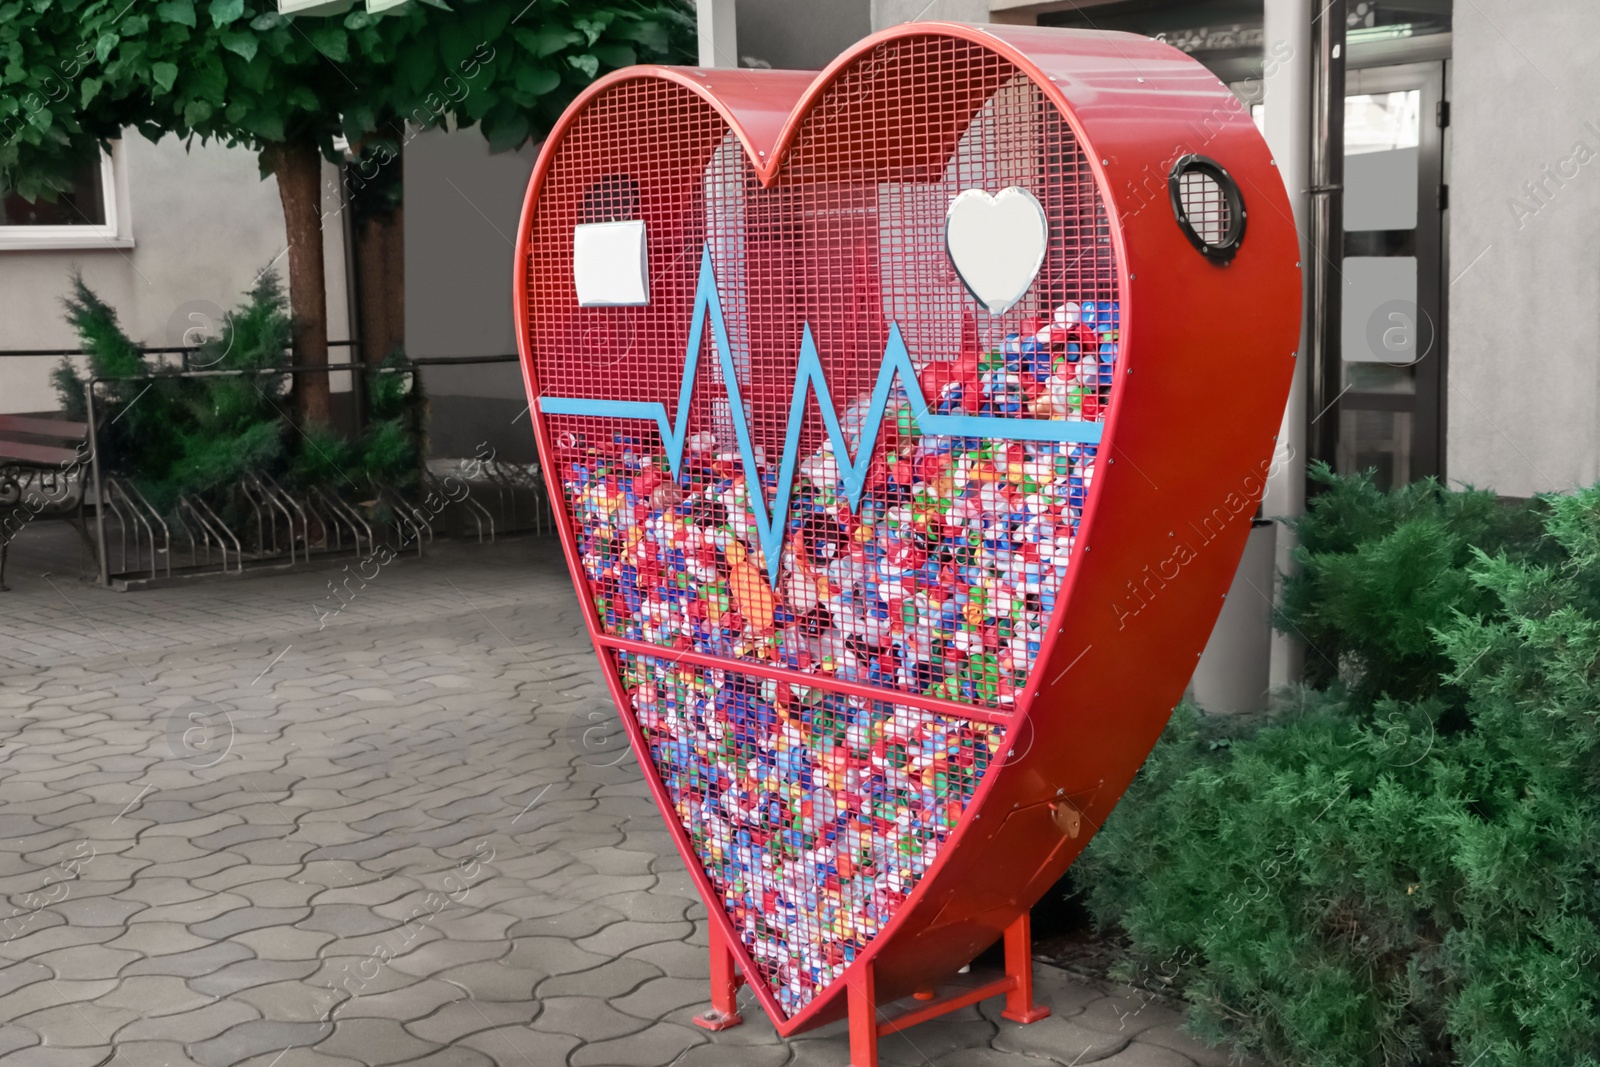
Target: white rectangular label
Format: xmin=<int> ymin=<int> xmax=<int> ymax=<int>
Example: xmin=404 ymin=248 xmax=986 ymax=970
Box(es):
xmin=573 ymin=220 xmax=650 ymax=307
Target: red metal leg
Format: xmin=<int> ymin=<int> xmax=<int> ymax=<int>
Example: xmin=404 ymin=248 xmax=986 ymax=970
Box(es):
xmin=692 ymin=922 xmax=744 ymax=1031
xmin=1001 ymin=911 xmax=1051 ymax=1024
xmin=847 ymin=957 xmax=879 ymax=1067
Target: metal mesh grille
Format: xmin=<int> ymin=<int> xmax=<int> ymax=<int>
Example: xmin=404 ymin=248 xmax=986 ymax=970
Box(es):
xmin=524 ymin=35 xmax=1122 ymax=1016
xmin=618 ymin=651 xmax=1003 ymax=1014
xmin=1177 ymin=168 xmax=1231 ymax=247
xmin=528 ymin=38 xmax=1120 ymax=711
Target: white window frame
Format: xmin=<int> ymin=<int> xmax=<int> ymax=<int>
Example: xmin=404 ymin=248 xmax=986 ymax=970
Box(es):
xmin=0 ymin=141 xmax=133 ymax=251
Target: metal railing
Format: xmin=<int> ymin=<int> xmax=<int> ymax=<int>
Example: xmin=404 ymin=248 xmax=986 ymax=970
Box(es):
xmin=0 ymin=339 xmax=359 ymax=358
xmin=71 ymin=354 xmax=549 ymax=587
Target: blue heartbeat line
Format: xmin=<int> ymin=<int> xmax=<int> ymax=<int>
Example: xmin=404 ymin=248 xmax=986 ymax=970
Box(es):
xmin=541 ymin=245 xmax=1104 ymax=586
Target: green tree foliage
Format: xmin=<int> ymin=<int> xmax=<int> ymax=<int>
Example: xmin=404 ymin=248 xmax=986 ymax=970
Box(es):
xmin=4 ymin=0 xmax=692 ymax=419
xmin=3 ymin=0 xmax=692 ymax=187
xmin=384 ymin=2 xmax=691 ymax=154
xmin=0 ymin=0 xmax=104 ymax=200
xmin=1073 ymin=473 xmax=1600 ymax=1067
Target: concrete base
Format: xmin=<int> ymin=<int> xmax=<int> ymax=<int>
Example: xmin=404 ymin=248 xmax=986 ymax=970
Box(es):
xmin=1190 ymin=519 xmax=1277 ymax=715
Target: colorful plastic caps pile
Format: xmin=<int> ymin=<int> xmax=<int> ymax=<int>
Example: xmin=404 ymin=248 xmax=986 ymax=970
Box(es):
xmin=619 ymin=653 xmax=1005 ymax=1014
xmin=559 ymin=304 xmax=1117 ymax=708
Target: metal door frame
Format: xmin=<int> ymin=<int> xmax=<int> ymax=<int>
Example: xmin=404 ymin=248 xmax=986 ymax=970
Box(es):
xmin=1338 ymin=59 xmax=1449 ymax=482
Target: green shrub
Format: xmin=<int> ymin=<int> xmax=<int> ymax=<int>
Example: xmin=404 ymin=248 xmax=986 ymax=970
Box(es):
xmin=53 ymin=272 xmax=421 ymax=515
xmin=1073 ymin=473 xmax=1600 ymax=1067
xmin=288 ymin=353 xmax=420 ymax=493
xmin=1277 ymin=463 xmax=1550 ymax=703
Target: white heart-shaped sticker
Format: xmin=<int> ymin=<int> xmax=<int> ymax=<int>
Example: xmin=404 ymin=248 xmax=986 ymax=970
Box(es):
xmin=945 ymin=187 xmax=1049 ymax=315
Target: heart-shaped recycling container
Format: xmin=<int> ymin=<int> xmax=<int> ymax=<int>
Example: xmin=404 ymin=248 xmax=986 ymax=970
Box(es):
xmin=515 ymin=22 xmax=1300 ymax=1035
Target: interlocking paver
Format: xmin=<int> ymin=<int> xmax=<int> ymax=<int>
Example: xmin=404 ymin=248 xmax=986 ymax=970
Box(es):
xmin=455 ymin=1024 xmax=582 ymax=1066
xmin=0 ymin=535 xmax=1253 ymax=1067
xmin=12 ymin=1000 xmax=142 ymax=1046
xmin=132 ymin=891 xmax=253 ymax=925
xmin=189 ymin=958 xmax=321 ymax=998
xmin=593 ymin=888 xmax=697 ymax=925
xmin=872 ymin=1008 xmax=996 ymax=1066
xmin=232 ymin=879 xmax=326 ymax=910
xmin=383 ymin=936 xmax=509 ymax=980
xmin=98 ymin=974 xmax=214 ymax=1017
xmin=104 ymin=921 xmax=213 ymax=957
xmin=235 ymin=979 xmax=343 ymax=1023
xmin=573 ymin=919 xmax=695 ymax=957
xmin=45 ymin=896 xmax=147 ymax=928
xmin=194 ymin=864 xmax=309 ymax=893
xmin=0 ymin=1046 xmax=112 ymax=1067
xmin=625 ymin=939 xmax=713 ymax=981
xmin=191 ymin=906 xmax=313 ymax=940
xmin=0 ymin=978 xmax=119 ymax=1023
xmin=531 ymin=994 xmax=654 ymax=1041
xmin=328 ymin=978 xmax=461 ymax=1021
xmin=434 ymin=960 xmax=544 ymax=1002
xmin=401 ymin=998 xmax=543 ymax=1046
xmin=613 ymin=975 xmax=725 ymax=1023
xmin=990 ymin=1012 xmax=1134 ymax=1063
xmin=0 ymin=959 xmax=54 ymax=999
xmin=313 ymin=1019 xmax=439 ymax=1065
xmin=189 ymin=1020 xmax=332 ymax=1067
xmin=505 ymin=900 xmax=625 ymax=941
xmin=569 ymin=1019 xmax=707 ymax=1066
xmin=98 ymin=1042 xmax=199 ymax=1067
xmin=296 ymin=904 xmax=400 ymax=936
xmin=1075 ymin=990 xmax=1174 ymax=1037
xmin=929 ymin=1048 xmax=1054 ymax=1067
xmin=370 ymin=1049 xmax=492 ymax=1067
xmin=1080 ymin=1044 xmax=1201 ymax=1067
xmin=536 ymin=956 xmax=665 ymax=1000
xmin=229 ymin=924 xmax=337 ymax=961
xmin=1139 ymin=1023 xmax=1234 ymax=1067
xmin=122 ymin=940 xmax=254 ymax=978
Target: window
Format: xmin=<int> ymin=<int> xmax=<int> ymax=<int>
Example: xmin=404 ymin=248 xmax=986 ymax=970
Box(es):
xmin=0 ymin=145 xmax=128 ymax=250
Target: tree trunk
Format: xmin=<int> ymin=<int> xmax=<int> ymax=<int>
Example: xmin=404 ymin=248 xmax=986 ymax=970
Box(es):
xmin=350 ymin=143 xmax=404 ymax=368
xmin=356 ymin=204 xmax=404 ymax=365
xmin=264 ymin=138 xmax=331 ymax=425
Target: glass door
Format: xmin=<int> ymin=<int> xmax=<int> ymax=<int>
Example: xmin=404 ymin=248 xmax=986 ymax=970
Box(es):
xmin=1336 ymin=62 xmax=1447 ymax=486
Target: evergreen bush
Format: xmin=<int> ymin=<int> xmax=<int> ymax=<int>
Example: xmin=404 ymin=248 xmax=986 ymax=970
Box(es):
xmin=1072 ymin=471 xmax=1600 ymax=1067
xmin=53 ymin=272 xmax=421 ymax=517
xmin=1277 ymin=463 xmax=1551 ymax=703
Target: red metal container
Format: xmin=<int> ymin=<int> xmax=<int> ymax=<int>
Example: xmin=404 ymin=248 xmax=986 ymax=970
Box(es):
xmin=515 ymin=21 xmax=1299 ymax=1062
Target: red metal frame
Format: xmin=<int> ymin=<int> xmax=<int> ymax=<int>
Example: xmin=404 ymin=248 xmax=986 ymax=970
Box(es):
xmin=696 ymin=908 xmax=1046 ymax=1066
xmin=693 ymin=920 xmax=746 ymax=1031
xmin=514 ymin=19 xmax=1300 ymax=1042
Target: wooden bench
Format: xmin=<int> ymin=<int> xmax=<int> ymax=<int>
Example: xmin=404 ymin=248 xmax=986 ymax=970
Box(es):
xmin=0 ymin=414 xmax=93 ymax=590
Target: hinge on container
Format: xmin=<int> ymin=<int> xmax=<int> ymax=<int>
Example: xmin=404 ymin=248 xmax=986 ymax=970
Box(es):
xmin=1438 ymin=184 xmax=1450 ymax=210
xmin=1436 ymin=100 xmax=1451 ymax=128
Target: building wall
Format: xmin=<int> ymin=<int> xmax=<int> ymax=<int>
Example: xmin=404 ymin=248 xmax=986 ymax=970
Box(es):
xmin=1450 ymin=1 xmax=1600 ymax=495
xmin=403 ymin=125 xmax=540 ymax=462
xmin=737 ymin=0 xmax=870 ymax=68
xmin=987 ymin=0 xmax=1121 ymax=24
xmin=872 ymin=0 xmax=988 ymax=29
xmin=0 ymin=133 xmax=350 ymax=414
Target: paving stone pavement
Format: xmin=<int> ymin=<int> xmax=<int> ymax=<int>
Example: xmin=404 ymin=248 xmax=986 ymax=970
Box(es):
xmin=0 ymin=529 xmax=1241 ymax=1067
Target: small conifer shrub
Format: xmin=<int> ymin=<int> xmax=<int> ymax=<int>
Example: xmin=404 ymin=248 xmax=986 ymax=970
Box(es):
xmin=1072 ymin=472 xmax=1599 ymax=1067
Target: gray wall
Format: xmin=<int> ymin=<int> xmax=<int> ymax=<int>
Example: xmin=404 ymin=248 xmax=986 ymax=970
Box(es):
xmin=872 ymin=0 xmax=988 ymax=30
xmin=0 ymin=135 xmax=350 ymax=414
xmin=737 ymin=0 xmax=871 ymax=69
xmin=404 ymin=126 xmax=540 ymax=462
xmin=1450 ymin=1 xmax=1600 ymax=494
